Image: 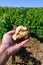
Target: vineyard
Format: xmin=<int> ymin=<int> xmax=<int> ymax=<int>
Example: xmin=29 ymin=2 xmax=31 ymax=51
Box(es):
xmin=0 ymin=7 xmax=43 ymax=40
xmin=0 ymin=7 xmax=43 ymax=65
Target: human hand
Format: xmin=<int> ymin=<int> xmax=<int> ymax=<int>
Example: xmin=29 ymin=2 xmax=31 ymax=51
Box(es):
xmin=2 ymin=30 xmax=29 ymax=55
xmin=0 ymin=30 xmax=29 ymax=65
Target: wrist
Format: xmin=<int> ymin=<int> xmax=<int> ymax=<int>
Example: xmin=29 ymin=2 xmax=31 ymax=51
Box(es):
xmin=0 ymin=48 xmax=10 ymax=65
xmin=0 ymin=44 xmax=8 ymax=55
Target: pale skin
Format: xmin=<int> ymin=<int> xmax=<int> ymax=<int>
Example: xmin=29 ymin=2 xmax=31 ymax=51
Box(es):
xmin=0 ymin=30 xmax=29 ymax=65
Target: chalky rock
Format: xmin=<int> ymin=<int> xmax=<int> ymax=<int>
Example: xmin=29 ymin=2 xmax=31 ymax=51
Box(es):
xmin=13 ymin=25 xmax=30 ymax=41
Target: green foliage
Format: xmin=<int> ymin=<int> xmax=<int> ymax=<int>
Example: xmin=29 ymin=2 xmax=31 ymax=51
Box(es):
xmin=0 ymin=19 xmax=7 ymax=39
xmin=0 ymin=7 xmax=43 ymax=40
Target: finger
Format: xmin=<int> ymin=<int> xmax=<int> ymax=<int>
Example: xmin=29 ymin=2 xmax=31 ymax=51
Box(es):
xmin=7 ymin=39 xmax=29 ymax=55
xmin=17 ymin=38 xmax=29 ymax=48
xmin=7 ymin=46 xmax=20 ymax=55
xmin=7 ymin=30 xmax=15 ymax=35
xmin=12 ymin=39 xmax=29 ymax=53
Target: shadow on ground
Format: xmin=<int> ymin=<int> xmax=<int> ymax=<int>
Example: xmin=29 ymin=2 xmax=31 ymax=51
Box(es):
xmin=30 ymin=33 xmax=43 ymax=43
xmin=12 ymin=47 xmax=41 ymax=65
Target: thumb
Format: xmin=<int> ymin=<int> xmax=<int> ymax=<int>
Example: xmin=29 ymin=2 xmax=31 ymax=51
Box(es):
xmin=7 ymin=30 xmax=15 ymax=35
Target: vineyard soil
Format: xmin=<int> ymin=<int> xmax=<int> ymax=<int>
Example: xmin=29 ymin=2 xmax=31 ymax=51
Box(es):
xmin=0 ymin=37 xmax=43 ymax=65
